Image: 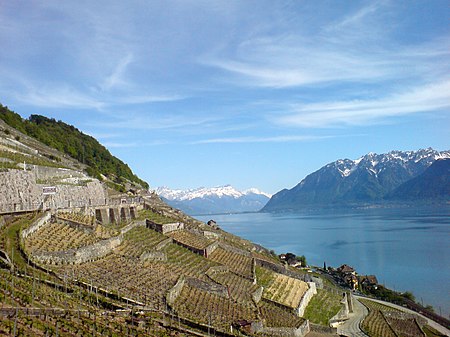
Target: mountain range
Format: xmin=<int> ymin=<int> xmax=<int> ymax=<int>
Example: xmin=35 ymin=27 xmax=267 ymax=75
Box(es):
xmin=156 ymin=185 xmax=271 ymax=215
xmin=262 ymin=148 xmax=450 ymax=211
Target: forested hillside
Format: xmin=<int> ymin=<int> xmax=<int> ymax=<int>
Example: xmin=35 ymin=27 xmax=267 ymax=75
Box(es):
xmin=0 ymin=104 xmax=148 ymax=189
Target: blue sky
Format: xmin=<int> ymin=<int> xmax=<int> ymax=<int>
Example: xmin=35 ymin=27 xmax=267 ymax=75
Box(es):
xmin=1 ymin=1 xmax=449 ymax=194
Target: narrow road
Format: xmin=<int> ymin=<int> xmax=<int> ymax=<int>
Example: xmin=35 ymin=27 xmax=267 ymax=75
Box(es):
xmin=337 ymin=297 xmax=369 ymax=337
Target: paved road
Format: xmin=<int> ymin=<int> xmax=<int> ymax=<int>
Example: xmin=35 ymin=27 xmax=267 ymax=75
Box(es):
xmin=337 ymin=297 xmax=369 ymax=337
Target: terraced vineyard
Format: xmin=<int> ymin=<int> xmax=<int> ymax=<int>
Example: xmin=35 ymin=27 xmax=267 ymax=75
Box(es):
xmin=362 ymin=309 xmax=398 ymax=337
xmin=360 ymin=298 xmax=401 ymax=312
xmin=360 ymin=299 xmax=428 ymax=337
xmin=173 ymin=283 xmax=258 ymax=332
xmin=259 ymin=300 xmax=305 ymax=328
xmin=64 ymin=255 xmax=179 ymax=310
xmin=264 ymin=272 xmax=309 ymax=309
xmin=0 ymin=269 xmax=193 ymax=336
xmin=208 ymin=247 xmax=254 ymax=279
xmin=24 ymin=222 xmax=97 ymax=252
xmin=163 ymin=242 xmax=219 ymax=280
xmin=385 ymin=313 xmax=425 ymax=337
xmin=57 ymin=211 xmax=95 ymax=226
xmin=114 ymin=225 xmax=168 ymax=258
xmin=168 ymin=229 xmax=212 ymax=250
xmin=208 ymin=271 xmax=260 ymax=304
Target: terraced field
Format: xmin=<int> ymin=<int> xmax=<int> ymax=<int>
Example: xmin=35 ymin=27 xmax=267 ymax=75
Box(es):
xmin=360 ymin=299 xmax=428 ymax=337
xmin=57 ymin=211 xmax=94 ymax=226
xmin=168 ymin=229 xmax=212 ymax=250
xmin=114 ymin=225 xmax=167 ymax=258
xmin=65 ymin=255 xmax=179 ymax=309
xmin=173 ymin=283 xmax=258 ymax=332
xmin=362 ymin=309 xmax=398 ymax=337
xmin=208 ymin=271 xmax=260 ymax=304
xmin=259 ymin=300 xmax=305 ymax=328
xmin=25 ymin=222 xmax=97 ymax=252
xmin=163 ymin=242 xmax=219 ymax=280
xmin=264 ymin=272 xmax=309 ymax=309
xmin=208 ymin=247 xmax=254 ymax=279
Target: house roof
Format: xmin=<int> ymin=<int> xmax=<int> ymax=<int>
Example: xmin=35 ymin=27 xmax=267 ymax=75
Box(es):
xmin=337 ymin=264 xmax=355 ymax=273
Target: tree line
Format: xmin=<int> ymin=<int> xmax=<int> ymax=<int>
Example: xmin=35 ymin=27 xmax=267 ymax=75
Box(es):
xmin=0 ymin=104 xmax=148 ymax=190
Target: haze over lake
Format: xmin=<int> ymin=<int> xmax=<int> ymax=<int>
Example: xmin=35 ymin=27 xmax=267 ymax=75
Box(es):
xmin=196 ymin=206 xmax=450 ymax=318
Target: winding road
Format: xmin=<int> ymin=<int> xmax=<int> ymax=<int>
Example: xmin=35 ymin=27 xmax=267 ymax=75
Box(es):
xmin=336 ymin=297 xmax=369 ymax=337
xmin=336 ymin=295 xmax=450 ymax=337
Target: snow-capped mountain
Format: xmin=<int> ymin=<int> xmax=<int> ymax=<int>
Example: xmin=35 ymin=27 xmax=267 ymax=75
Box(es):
xmin=156 ymin=185 xmax=271 ymax=215
xmin=263 ymin=148 xmax=450 ymax=211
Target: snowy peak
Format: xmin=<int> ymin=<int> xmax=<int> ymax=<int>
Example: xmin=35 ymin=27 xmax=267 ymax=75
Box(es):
xmin=263 ymin=148 xmax=450 ymax=211
xmin=330 ymin=148 xmax=450 ymax=178
xmin=157 ymin=185 xmax=271 ymax=201
xmin=156 ymin=185 xmax=271 ymax=215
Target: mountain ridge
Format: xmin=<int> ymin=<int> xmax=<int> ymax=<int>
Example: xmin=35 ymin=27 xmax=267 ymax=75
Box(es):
xmin=262 ymin=148 xmax=450 ymax=211
xmin=157 ymin=185 xmax=271 ymax=214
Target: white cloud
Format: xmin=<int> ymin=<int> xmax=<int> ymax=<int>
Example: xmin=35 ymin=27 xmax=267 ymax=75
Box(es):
xmin=101 ymin=54 xmax=134 ymax=90
xmin=274 ymin=80 xmax=450 ymax=127
xmin=192 ymin=135 xmax=333 ymax=144
xmin=13 ymin=85 xmax=105 ymax=110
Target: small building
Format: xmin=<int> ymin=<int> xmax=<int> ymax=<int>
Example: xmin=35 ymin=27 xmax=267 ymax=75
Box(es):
xmin=344 ymin=274 xmax=358 ymax=291
xmin=359 ymin=275 xmax=378 ymax=290
xmin=337 ymin=264 xmax=355 ymax=275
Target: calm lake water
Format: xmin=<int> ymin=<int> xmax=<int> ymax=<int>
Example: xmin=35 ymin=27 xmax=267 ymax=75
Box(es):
xmin=196 ymin=206 xmax=450 ymax=318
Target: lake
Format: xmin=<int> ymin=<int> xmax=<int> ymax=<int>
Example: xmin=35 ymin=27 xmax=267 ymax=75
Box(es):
xmin=196 ymin=206 xmax=450 ymax=318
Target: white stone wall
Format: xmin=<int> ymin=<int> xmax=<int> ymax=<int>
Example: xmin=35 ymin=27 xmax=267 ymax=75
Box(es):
xmin=296 ymin=282 xmax=317 ymax=317
xmin=0 ymin=169 xmax=107 ymax=212
xmin=21 ymin=212 xmax=52 ymax=239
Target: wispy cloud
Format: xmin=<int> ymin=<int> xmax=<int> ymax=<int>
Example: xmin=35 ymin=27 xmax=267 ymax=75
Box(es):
xmin=98 ymin=113 xmax=222 ymax=131
xmin=101 ymin=53 xmax=134 ymax=90
xmin=192 ymin=135 xmax=333 ymax=144
xmin=274 ymin=80 xmax=450 ymax=127
xmin=13 ymin=84 xmax=105 ymax=110
xmin=202 ymin=2 xmax=448 ymax=89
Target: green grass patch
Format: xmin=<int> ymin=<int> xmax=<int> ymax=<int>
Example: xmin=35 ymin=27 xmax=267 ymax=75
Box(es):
xmin=303 ymin=288 xmax=342 ymax=325
xmin=255 ymin=266 xmax=275 ymax=289
xmin=136 ymin=209 xmax=178 ymax=224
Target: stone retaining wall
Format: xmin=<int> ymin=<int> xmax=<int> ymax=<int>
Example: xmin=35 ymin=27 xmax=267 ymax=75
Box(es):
xmin=186 ymin=277 xmax=228 ymax=298
xmin=32 ymin=235 xmax=123 ymax=265
xmin=257 ymin=319 xmax=310 ymax=337
xmin=140 ymin=251 xmax=167 ymax=262
xmin=296 ymin=282 xmax=317 ymax=317
xmin=166 ymin=276 xmax=186 ymax=306
xmin=0 ymin=169 xmax=107 ymax=213
xmin=219 ymin=242 xmax=251 ymax=257
xmin=21 ymin=212 xmax=52 ymax=239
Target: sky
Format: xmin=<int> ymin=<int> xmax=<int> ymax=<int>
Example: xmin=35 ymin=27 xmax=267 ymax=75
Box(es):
xmin=0 ymin=0 xmax=449 ymax=195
